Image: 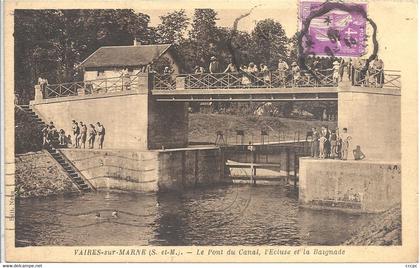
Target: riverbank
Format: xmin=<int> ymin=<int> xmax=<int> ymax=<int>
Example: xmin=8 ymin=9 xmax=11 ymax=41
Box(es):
xmin=15 ymin=151 xmax=79 ymax=198
xmin=344 ymin=206 xmax=401 ymax=245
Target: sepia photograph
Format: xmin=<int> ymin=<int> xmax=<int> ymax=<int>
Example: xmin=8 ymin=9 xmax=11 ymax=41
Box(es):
xmin=2 ymin=0 xmax=418 ymax=263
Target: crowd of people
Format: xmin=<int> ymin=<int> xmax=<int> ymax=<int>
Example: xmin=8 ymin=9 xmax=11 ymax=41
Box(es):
xmin=308 ymin=126 xmax=365 ymax=161
xmin=42 ymin=120 xmax=105 ymax=149
xmin=186 ymin=55 xmax=385 ymax=88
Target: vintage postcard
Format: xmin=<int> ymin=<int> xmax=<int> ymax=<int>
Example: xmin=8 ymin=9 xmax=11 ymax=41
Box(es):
xmin=2 ymin=0 xmax=418 ymax=263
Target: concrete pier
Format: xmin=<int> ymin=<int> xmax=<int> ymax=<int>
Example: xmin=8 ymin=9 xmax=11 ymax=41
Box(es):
xmin=299 ymin=84 xmax=401 ymax=213
xmin=61 ymin=147 xmax=223 ymax=193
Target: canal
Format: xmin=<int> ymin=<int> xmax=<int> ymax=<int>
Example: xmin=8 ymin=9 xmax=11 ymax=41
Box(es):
xmin=15 ymin=185 xmax=374 ymax=246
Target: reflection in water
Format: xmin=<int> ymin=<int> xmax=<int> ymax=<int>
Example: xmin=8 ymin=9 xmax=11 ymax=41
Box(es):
xmin=15 ymin=185 xmax=374 ymax=246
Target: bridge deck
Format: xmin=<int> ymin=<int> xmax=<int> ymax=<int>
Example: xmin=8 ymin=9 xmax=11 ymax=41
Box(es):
xmin=152 ymin=87 xmax=338 ymax=102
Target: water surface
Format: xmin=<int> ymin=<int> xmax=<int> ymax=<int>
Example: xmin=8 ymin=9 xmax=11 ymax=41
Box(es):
xmin=16 ymin=185 xmax=373 ymax=246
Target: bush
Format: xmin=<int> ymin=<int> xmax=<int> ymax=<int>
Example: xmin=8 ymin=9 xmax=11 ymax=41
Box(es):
xmin=15 ymin=107 xmax=42 ymax=154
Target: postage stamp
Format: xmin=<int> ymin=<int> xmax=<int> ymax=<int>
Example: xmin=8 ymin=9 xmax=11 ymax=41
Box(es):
xmin=299 ymin=0 xmax=368 ymax=57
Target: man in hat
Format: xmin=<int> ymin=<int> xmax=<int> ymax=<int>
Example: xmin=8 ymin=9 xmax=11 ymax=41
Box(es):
xmin=209 ymin=56 xmax=220 ymax=74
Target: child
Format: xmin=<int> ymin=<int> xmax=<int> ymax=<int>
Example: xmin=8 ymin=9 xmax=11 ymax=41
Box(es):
xmin=58 ymin=129 xmax=66 ymax=146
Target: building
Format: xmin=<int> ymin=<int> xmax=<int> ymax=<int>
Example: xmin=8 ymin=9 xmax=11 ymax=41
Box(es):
xmin=78 ymin=42 xmax=180 ymax=81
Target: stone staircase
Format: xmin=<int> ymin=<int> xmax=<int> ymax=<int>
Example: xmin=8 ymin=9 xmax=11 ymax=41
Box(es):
xmin=19 ymin=104 xmax=95 ymax=193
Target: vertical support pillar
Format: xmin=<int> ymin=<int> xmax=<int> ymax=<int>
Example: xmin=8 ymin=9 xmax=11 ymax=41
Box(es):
xmin=252 ymin=149 xmax=256 ymax=185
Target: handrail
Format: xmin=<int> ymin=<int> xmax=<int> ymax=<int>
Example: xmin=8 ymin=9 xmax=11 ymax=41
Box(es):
xmin=40 ymin=68 xmax=401 ymax=99
xmin=43 ymin=74 xmax=143 ymax=99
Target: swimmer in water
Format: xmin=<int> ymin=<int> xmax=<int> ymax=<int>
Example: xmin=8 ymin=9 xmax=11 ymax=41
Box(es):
xmin=111 ymin=210 xmax=118 ymax=218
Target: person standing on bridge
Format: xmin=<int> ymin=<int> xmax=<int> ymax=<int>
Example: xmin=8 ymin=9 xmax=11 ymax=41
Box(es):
xmin=310 ymin=127 xmax=320 ymax=158
xmin=291 ymin=62 xmax=300 ymax=87
xmin=277 ymin=59 xmax=289 ymax=87
xmin=372 ymin=56 xmax=384 ymax=87
xmin=223 ymin=59 xmax=238 ymax=73
xmin=209 ymin=56 xmax=220 ymax=74
xmin=96 ymin=122 xmax=105 ymax=149
xmin=194 ymin=65 xmax=205 ymax=75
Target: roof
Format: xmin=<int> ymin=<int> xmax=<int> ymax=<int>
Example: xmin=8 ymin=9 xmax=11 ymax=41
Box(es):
xmin=79 ymin=44 xmax=172 ymax=68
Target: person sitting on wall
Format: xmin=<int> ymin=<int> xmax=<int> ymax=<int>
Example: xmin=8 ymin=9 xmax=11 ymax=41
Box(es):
xmin=353 ymin=145 xmax=366 ymax=160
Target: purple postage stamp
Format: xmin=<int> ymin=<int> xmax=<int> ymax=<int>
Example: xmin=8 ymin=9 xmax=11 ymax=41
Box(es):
xmin=299 ymin=0 xmax=367 ymax=57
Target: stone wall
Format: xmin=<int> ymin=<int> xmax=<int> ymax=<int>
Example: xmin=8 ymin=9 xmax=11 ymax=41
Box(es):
xmin=32 ymin=92 xmax=149 ymax=150
xmin=61 ymin=147 xmax=223 ymax=193
xmin=31 ymin=90 xmax=189 ymax=150
xmin=338 ymin=85 xmax=401 ymax=161
xmin=61 ymin=149 xmax=160 ymax=192
xmin=157 ymin=147 xmax=223 ymax=191
xmin=299 ymin=158 xmax=401 ymax=213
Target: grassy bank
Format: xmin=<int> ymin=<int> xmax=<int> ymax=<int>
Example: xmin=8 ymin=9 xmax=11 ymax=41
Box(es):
xmin=189 ymin=113 xmax=337 ymax=144
xmin=344 ymin=206 xmax=401 ymax=246
xmin=15 ymin=151 xmax=79 ymax=198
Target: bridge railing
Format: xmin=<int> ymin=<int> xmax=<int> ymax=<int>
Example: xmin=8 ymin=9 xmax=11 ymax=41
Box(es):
xmin=152 ymin=69 xmax=337 ymax=90
xmin=152 ymin=69 xmax=401 ymax=91
xmin=43 ymin=74 xmax=143 ymax=99
xmin=352 ymin=69 xmax=401 ymax=89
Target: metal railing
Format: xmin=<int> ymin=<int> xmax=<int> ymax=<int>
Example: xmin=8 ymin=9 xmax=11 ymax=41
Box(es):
xmin=152 ymin=69 xmax=401 ymax=91
xmin=41 ymin=68 xmax=401 ymax=99
xmin=43 ymin=74 xmax=142 ymax=99
xmin=351 ymin=69 xmax=401 ymax=89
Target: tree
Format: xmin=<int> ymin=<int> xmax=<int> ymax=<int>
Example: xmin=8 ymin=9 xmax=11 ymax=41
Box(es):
xmin=156 ymin=10 xmax=189 ymax=45
xmin=187 ymin=9 xmax=220 ymax=67
xmin=14 ymin=9 xmax=151 ymax=103
xmin=251 ymin=19 xmax=288 ymax=69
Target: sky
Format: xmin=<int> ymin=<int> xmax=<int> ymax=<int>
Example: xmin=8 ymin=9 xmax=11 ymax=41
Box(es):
xmin=137 ymin=1 xmax=417 ymax=70
xmin=145 ymin=7 xmax=299 ymax=37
